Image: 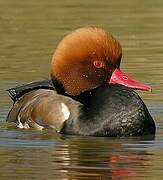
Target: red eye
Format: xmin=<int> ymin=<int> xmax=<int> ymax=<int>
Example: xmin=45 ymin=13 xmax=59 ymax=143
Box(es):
xmin=93 ymin=60 xmax=104 ymax=68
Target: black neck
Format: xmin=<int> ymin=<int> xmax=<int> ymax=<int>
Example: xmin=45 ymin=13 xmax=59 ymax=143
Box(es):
xmin=52 ymin=78 xmax=101 ymax=107
xmin=52 ymin=78 xmax=66 ymax=95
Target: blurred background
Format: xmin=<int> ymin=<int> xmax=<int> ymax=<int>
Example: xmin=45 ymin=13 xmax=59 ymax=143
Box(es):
xmin=0 ymin=0 xmax=163 ymax=179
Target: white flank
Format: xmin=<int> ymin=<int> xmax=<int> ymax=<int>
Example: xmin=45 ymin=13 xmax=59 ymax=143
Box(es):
xmin=23 ymin=122 xmax=30 ymax=129
xmin=16 ymin=116 xmax=24 ymax=129
xmin=61 ymin=103 xmax=70 ymax=120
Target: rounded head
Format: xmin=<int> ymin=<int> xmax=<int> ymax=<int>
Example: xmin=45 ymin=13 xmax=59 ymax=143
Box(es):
xmin=51 ymin=27 xmax=122 ymax=96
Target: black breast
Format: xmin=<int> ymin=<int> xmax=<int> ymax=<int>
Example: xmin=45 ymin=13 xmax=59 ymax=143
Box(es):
xmin=61 ymin=85 xmax=156 ymax=137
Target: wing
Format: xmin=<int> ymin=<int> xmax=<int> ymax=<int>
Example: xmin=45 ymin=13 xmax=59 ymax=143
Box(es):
xmin=7 ymin=79 xmax=55 ymax=102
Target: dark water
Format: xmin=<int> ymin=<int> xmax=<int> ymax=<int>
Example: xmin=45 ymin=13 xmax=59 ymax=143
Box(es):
xmin=1 ymin=0 xmax=163 ymax=179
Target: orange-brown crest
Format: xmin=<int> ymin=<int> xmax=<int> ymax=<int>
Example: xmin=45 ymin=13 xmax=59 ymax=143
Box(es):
xmin=51 ymin=27 xmax=122 ymax=96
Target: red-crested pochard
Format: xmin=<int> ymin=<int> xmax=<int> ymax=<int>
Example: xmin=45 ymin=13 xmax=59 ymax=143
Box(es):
xmin=7 ymin=27 xmax=155 ymax=136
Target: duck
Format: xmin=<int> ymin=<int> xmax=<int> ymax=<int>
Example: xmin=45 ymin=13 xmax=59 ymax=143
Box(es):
xmin=6 ymin=27 xmax=156 ymax=136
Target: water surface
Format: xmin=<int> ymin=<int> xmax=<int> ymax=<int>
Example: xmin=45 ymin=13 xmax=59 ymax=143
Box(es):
xmin=0 ymin=0 xmax=163 ymax=179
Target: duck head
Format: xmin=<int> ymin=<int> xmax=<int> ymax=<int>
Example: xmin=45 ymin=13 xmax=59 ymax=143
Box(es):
xmin=51 ymin=27 xmax=151 ymax=96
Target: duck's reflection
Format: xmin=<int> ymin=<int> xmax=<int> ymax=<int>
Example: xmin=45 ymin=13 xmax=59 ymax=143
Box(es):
xmin=50 ymin=135 xmax=155 ymax=179
xmin=1 ymin=131 xmax=155 ymax=180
